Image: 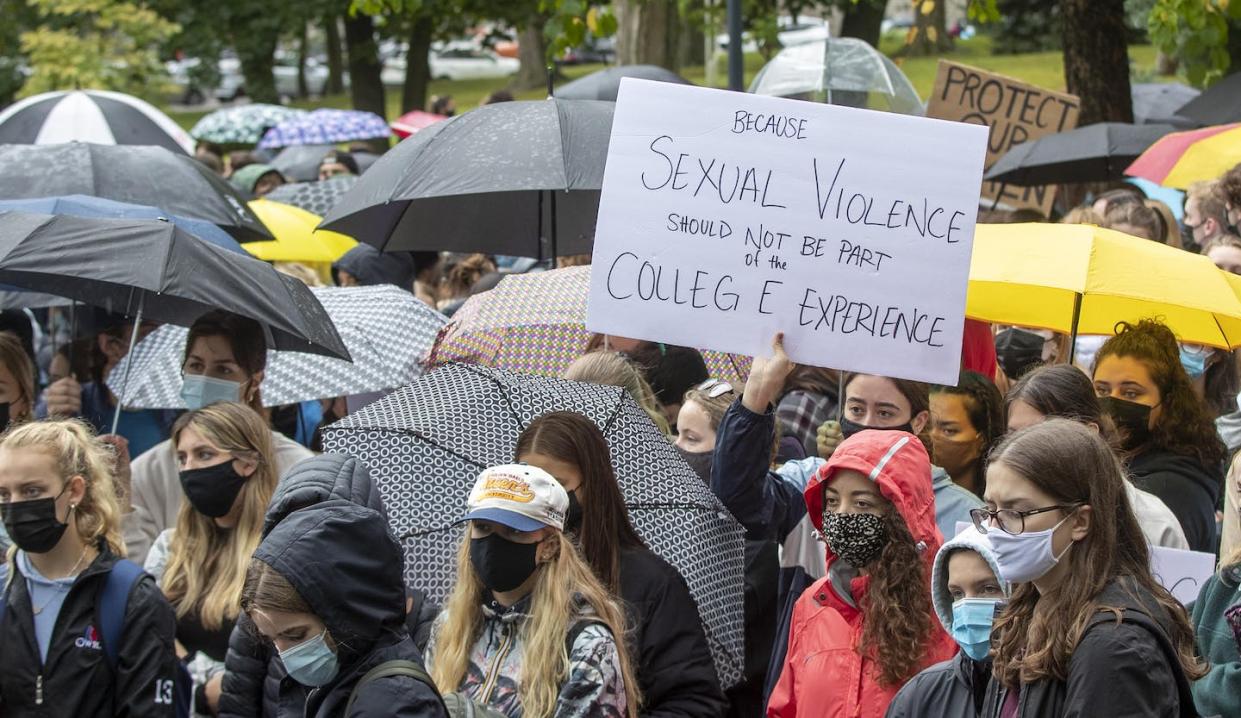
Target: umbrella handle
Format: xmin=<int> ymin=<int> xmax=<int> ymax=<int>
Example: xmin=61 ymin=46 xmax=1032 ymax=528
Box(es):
xmin=110 ymin=295 xmax=145 ymax=436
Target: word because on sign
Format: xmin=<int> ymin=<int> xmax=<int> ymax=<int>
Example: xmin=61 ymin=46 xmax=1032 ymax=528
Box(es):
xmin=587 ymin=78 xmax=989 ymax=385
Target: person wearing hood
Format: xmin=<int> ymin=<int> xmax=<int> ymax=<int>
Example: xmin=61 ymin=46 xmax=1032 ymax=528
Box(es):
xmin=332 ymin=244 xmax=417 ymax=291
xmin=240 ymin=498 xmax=446 ymax=717
xmin=767 ymin=426 xmax=957 ymax=717
xmin=978 ymin=419 xmax=1204 ymax=717
xmin=426 ymin=464 xmax=640 ymax=717
xmin=886 ymin=527 xmax=1011 ymax=718
xmin=229 ymin=164 xmax=287 ymax=198
xmin=123 ymin=311 xmax=314 ymax=564
xmin=1091 ymin=319 xmax=1225 ymax=552
xmin=516 ymin=411 xmax=727 ymax=718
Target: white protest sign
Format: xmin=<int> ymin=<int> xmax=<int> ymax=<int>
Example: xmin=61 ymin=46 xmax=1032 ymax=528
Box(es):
xmin=1150 ymin=545 xmax=1216 ymax=605
xmin=587 ymin=79 xmax=989 ymax=384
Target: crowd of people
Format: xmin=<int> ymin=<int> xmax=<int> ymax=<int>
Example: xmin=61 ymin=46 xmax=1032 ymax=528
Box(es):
xmin=3 ymin=127 xmax=1241 ymax=718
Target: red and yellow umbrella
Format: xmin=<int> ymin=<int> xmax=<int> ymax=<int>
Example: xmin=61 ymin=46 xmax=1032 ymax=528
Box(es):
xmin=1125 ymin=123 xmax=1241 ymax=189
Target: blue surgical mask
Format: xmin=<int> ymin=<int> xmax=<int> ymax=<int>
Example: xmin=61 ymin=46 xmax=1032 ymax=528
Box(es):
xmin=1179 ymin=344 xmax=1210 ymax=380
xmin=180 ymin=373 xmax=243 ymax=410
xmin=278 ymin=629 xmax=339 ymax=687
xmin=951 ymin=597 xmax=1003 ymax=662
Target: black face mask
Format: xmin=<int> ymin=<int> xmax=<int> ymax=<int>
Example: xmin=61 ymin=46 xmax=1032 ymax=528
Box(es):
xmin=2 ymin=485 xmax=70 ymax=554
xmin=0 ymin=402 xmax=11 ymax=429
xmin=676 ymin=446 xmax=714 ymax=484
xmin=1099 ymin=396 xmax=1154 ymax=450
xmin=470 ymin=533 xmax=539 ymax=593
xmin=994 ymin=328 xmax=1044 ymax=381
xmin=178 ymin=461 xmax=250 ymax=518
xmin=564 ymin=491 xmax=584 ymax=536
xmin=840 ymin=417 xmax=914 ymax=440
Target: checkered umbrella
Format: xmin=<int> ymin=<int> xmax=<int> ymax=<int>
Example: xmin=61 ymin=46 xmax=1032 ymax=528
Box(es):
xmin=107 ymin=285 xmax=445 ymax=408
xmin=429 ymin=266 xmax=751 ymax=383
xmin=319 ymin=362 xmax=746 ymax=688
xmin=265 ymin=176 xmax=358 ymax=217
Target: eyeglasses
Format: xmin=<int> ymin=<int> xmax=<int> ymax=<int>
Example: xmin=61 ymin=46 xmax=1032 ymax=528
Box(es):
xmin=969 ymin=504 xmax=1081 ymax=536
xmin=695 ymin=378 xmax=734 ymax=399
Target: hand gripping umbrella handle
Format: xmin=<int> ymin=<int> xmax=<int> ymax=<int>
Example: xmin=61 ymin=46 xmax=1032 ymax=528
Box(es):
xmin=110 ymin=294 xmax=145 ymax=436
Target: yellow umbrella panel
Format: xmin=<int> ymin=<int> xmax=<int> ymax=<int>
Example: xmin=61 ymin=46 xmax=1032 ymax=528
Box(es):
xmin=966 ymin=223 xmax=1241 ymax=349
xmin=243 ymin=199 xmax=357 ymax=264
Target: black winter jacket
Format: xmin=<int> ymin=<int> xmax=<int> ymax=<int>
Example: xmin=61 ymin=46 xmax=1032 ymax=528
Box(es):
xmin=1127 ymin=450 xmax=1221 ymax=553
xmin=0 ymin=544 xmax=179 ymax=717
xmin=219 ymin=454 xmax=439 ymax=718
xmin=618 ymin=546 xmax=727 ymax=718
xmin=886 ymin=652 xmax=989 ymax=718
xmin=979 ymin=578 xmax=1197 ymax=718
xmin=252 ymin=499 xmax=444 ymax=717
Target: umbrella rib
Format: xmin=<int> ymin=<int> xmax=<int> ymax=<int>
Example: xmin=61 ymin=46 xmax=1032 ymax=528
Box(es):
xmin=459 ymin=361 xmax=526 ymax=426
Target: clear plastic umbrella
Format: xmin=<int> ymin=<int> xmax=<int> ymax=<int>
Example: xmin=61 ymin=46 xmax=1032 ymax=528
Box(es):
xmin=749 ymin=37 xmax=924 ymax=115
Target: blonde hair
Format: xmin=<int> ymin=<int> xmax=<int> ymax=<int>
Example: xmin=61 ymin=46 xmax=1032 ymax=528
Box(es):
xmin=1 ymin=419 xmax=125 ymax=557
xmin=274 ymin=262 xmax=323 ymax=287
xmin=163 ymin=402 xmax=277 ymax=630
xmin=431 ymin=532 xmax=641 ymax=717
xmin=564 ymin=351 xmax=670 ymax=435
xmin=1061 ymin=206 xmax=1104 ymax=225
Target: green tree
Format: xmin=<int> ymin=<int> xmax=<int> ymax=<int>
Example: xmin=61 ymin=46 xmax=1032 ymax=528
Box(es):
xmin=1148 ymin=0 xmax=1238 ymax=86
xmin=20 ymin=0 xmax=179 ymax=99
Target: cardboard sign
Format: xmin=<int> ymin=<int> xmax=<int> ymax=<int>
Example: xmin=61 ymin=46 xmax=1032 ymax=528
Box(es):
xmin=925 ymin=60 xmax=1080 ymax=215
xmin=586 ymin=78 xmax=988 ymax=385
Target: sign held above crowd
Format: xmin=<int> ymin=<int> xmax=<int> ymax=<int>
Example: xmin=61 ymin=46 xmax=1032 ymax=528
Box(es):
xmin=587 ymin=78 xmax=989 ymax=385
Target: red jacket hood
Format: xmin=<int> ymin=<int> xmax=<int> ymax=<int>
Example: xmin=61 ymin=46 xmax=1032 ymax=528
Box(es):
xmin=804 ymin=429 xmax=943 ymax=564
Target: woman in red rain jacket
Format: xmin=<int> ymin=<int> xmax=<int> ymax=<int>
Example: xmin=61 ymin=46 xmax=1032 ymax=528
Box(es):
xmin=768 ymin=428 xmax=957 ymax=718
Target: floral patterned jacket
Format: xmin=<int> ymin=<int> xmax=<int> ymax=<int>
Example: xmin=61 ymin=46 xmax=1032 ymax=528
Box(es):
xmin=426 ymin=595 xmax=628 ymax=718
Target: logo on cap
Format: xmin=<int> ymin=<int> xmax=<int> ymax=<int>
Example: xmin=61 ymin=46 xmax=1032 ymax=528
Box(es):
xmin=478 ymin=475 xmax=536 ymax=504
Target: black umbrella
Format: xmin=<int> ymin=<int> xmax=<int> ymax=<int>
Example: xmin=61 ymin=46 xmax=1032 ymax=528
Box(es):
xmin=321 ymin=99 xmax=614 ymax=259
xmin=270 ymin=143 xmax=336 ymax=182
xmin=1131 ymin=82 xmax=1200 ymax=128
xmin=983 ymin=122 xmax=1176 ymax=186
xmin=557 ymin=64 xmax=692 ymax=101
xmin=1175 ymin=72 xmax=1241 ymax=127
xmin=265 ymin=175 xmax=358 ymax=216
xmin=0 ymin=143 xmax=271 ymax=242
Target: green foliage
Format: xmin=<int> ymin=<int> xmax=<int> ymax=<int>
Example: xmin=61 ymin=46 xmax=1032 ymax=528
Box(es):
xmin=541 ymin=1 xmax=617 ymax=60
xmin=989 ymin=0 xmax=1060 ymax=54
xmin=1149 ymin=0 xmax=1231 ymax=86
xmin=19 ymin=0 xmax=179 ymax=98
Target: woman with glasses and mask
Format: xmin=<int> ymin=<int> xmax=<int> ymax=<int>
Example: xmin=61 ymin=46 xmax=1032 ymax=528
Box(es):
xmin=142 ymin=402 xmax=279 ymax=715
xmin=514 ymin=412 xmax=726 ymax=718
xmin=0 ymin=419 xmax=179 ymax=716
xmin=1091 ymin=319 xmax=1224 ymax=552
xmin=976 ymin=419 xmax=1205 ymax=717
xmin=768 ymin=426 xmax=955 ymax=717
xmin=123 ymin=311 xmax=314 ymax=565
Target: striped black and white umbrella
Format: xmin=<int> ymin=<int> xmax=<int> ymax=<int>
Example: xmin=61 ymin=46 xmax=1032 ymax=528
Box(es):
xmin=0 ymin=90 xmax=194 ymax=155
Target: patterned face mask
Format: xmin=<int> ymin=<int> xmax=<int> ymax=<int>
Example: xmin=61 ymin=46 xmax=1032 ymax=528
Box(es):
xmin=821 ymin=511 xmax=889 ymax=568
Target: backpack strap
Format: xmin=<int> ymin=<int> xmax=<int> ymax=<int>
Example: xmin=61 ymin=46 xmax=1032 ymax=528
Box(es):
xmin=97 ymin=559 xmax=145 ymax=666
xmin=344 ymin=659 xmax=446 ymax=716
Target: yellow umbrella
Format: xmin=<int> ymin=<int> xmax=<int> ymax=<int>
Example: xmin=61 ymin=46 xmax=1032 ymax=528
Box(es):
xmin=967 ymin=223 xmax=1241 ymax=349
xmin=243 ymin=199 xmax=357 ymax=264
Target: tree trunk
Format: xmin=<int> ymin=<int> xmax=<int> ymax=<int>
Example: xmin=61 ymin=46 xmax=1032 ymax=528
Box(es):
xmin=296 ymin=22 xmax=309 ymax=98
xmin=677 ymin=3 xmax=705 ymax=68
xmin=1061 ymin=0 xmax=1131 ymax=124
xmin=344 ymin=11 xmax=386 ymax=118
xmin=234 ymin=22 xmax=280 ymax=104
xmin=402 ymin=14 xmax=434 ymax=113
xmin=324 ymin=14 xmax=345 ymax=95
xmin=615 ymin=0 xmax=679 ymax=69
xmin=838 ymin=0 xmax=887 ymax=48
xmin=513 ymin=17 xmax=549 ymax=92
xmin=902 ymin=0 xmax=953 ymax=56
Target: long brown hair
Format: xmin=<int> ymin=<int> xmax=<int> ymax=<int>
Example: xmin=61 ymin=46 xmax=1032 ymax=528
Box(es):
xmin=0 ymin=333 xmax=34 ymax=423
xmin=863 ymin=509 xmax=938 ymax=686
xmin=514 ymin=412 xmax=645 ymax=593
xmin=987 ymin=419 xmax=1206 ymax=687
xmin=183 ymin=310 xmax=268 ymax=416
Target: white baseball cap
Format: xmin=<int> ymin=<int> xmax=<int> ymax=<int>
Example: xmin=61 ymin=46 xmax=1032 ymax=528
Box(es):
xmin=462 ymin=464 xmax=569 ymax=532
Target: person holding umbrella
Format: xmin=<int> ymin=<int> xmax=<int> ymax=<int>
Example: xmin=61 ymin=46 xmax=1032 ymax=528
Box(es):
xmin=426 ymin=464 xmax=639 ymax=717
xmin=123 ymin=311 xmax=314 ymax=564
xmin=0 ymin=419 xmax=180 ymax=716
xmin=515 ymin=411 xmax=727 ymax=718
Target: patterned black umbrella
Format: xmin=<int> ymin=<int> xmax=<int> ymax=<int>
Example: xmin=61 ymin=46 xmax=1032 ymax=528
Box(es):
xmin=320 ymin=362 xmax=746 ymax=688
xmin=265 ymin=176 xmax=359 ymax=217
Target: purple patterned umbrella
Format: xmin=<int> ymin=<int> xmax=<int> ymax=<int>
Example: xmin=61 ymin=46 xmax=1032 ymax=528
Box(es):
xmin=258 ymin=109 xmax=391 ymax=150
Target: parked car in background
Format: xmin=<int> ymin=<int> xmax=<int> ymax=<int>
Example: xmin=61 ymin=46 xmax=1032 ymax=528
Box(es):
xmin=558 ymin=36 xmax=616 ymax=65
xmin=716 ymin=15 xmax=830 ymax=53
xmin=383 ymin=45 xmax=519 ymax=84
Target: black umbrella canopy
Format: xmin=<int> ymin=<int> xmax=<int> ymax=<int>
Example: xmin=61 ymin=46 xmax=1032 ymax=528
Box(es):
xmin=557 ymin=64 xmax=692 ymax=101
xmin=0 ymin=211 xmax=349 ymax=359
xmin=1131 ymin=82 xmax=1200 ymax=128
xmin=321 ymin=99 xmax=614 ymax=258
xmin=270 ymin=143 xmax=336 ymax=182
xmin=1175 ymin=72 xmax=1241 ymax=127
xmin=984 ymin=122 xmax=1176 ymax=186
xmin=0 ymin=143 xmax=271 ymax=243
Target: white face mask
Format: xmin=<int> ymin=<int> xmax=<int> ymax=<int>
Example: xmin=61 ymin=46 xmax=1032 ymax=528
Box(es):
xmin=988 ymin=511 xmax=1076 ymax=584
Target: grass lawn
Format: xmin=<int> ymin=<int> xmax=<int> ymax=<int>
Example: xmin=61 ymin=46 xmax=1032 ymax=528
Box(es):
xmin=163 ymin=35 xmax=1165 ymax=132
